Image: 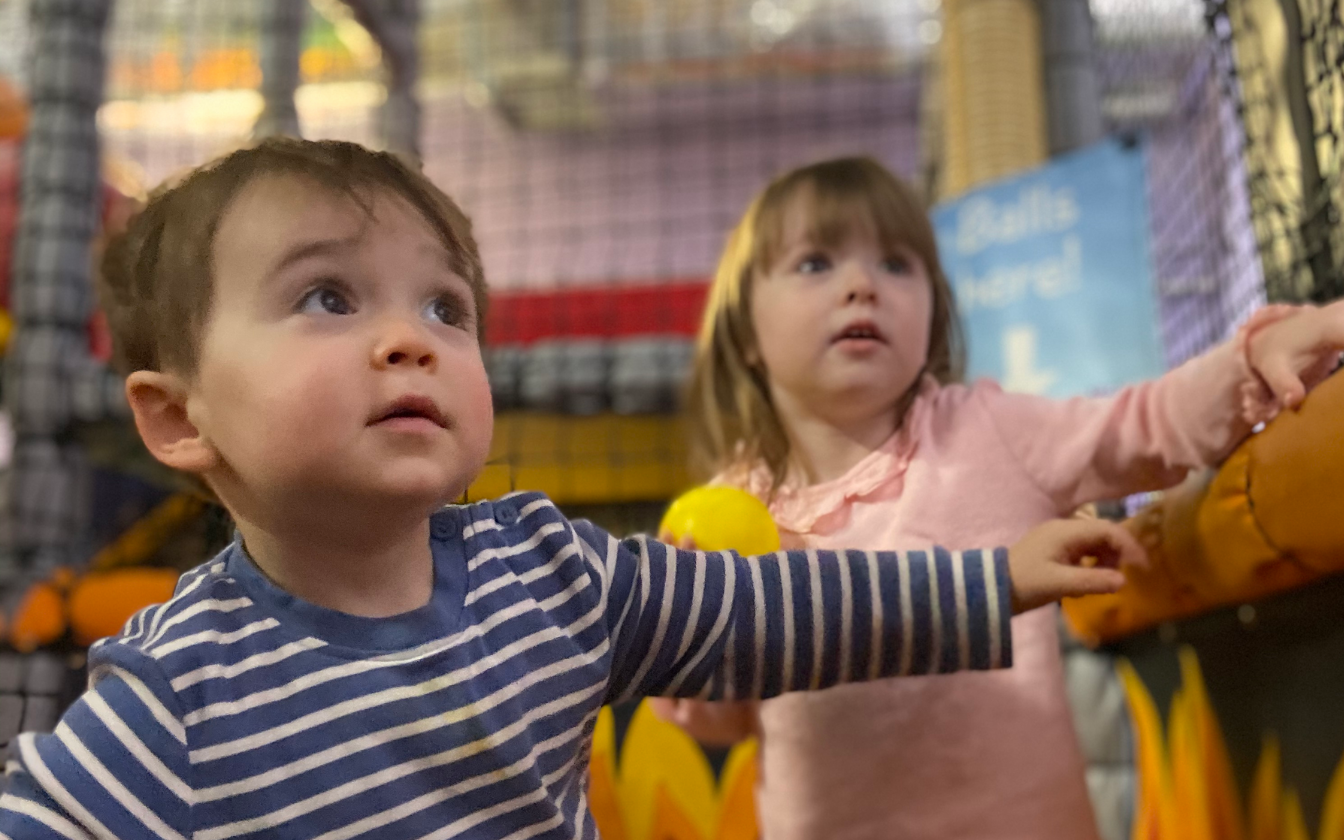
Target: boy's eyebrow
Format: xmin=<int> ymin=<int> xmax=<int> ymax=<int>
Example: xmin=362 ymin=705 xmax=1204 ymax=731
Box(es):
xmin=268 ymin=237 xmax=467 ymax=288
xmin=420 ymin=243 xmax=459 ymax=273
xmin=270 ymin=235 xmax=360 ymax=275
xmin=419 ymin=243 xmax=476 ymax=294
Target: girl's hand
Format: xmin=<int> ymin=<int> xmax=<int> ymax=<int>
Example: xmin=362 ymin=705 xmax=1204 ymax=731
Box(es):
xmin=648 ymin=697 xmax=761 ymax=747
xmin=1008 ymin=518 xmax=1147 ymax=613
xmin=658 ymin=530 xmax=697 ymax=552
xmin=1249 ymin=300 xmax=1344 ymax=410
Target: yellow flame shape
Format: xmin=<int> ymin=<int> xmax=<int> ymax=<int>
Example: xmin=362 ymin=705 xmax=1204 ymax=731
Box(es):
xmin=588 ymin=701 xmax=759 ymax=840
xmin=1121 ymin=646 xmax=1344 ymax=840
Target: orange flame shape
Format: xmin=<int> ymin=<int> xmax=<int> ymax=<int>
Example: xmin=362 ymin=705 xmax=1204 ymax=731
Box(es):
xmin=1121 ymin=646 xmax=1344 ymax=840
xmin=588 ymin=701 xmax=759 ymax=840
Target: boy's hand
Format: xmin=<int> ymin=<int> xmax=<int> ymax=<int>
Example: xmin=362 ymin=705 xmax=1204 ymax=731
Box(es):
xmin=1250 ymin=300 xmax=1344 ymax=409
xmin=1008 ymin=518 xmax=1146 ymax=613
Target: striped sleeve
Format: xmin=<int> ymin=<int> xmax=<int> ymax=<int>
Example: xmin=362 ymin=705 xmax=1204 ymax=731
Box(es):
xmin=574 ymin=526 xmax=1013 ymax=704
xmin=0 ymin=659 xmax=192 ymax=839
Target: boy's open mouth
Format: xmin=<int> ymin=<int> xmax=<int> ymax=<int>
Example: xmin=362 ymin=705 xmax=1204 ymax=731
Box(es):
xmin=370 ymin=395 xmax=448 ymax=429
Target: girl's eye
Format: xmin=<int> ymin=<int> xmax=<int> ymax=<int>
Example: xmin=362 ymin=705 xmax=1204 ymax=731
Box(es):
xmin=882 ymin=255 xmax=912 ymax=274
xmin=424 ymin=294 xmax=469 ymax=328
xmin=298 ymin=286 xmax=353 ymax=316
xmin=797 ymin=253 xmax=831 ymax=274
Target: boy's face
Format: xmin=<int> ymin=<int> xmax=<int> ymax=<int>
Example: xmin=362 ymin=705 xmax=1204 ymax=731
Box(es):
xmin=183 ymin=176 xmax=493 ymax=522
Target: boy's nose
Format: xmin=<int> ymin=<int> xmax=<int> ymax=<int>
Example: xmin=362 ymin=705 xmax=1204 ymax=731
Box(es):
xmin=373 ymin=319 xmax=438 ymax=371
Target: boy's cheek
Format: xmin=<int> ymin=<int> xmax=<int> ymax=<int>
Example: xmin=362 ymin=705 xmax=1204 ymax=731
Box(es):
xmin=463 ymin=384 xmax=495 ymax=456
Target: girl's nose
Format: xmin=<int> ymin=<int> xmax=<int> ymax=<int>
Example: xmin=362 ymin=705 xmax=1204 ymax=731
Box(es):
xmin=843 ymin=262 xmax=879 ymax=304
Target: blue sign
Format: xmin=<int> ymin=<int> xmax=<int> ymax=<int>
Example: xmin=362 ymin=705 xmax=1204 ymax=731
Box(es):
xmin=931 ymin=140 xmax=1163 ymax=397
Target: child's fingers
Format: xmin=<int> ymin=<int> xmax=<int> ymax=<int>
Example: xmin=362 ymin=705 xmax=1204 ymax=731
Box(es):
xmin=1052 ymin=565 xmax=1127 ymax=599
xmin=648 ymin=698 xmax=685 ymax=725
xmin=1258 ymin=355 xmax=1307 ymax=409
xmin=1008 ymin=519 xmax=1144 ymax=612
xmin=1062 ymin=519 xmax=1148 ymax=570
xmin=657 ymin=530 xmax=699 ymax=551
xmin=655 ymin=526 xmax=698 ymax=548
xmin=651 ymin=699 xmax=758 ymax=746
xmin=1090 ymin=521 xmax=1148 ymax=570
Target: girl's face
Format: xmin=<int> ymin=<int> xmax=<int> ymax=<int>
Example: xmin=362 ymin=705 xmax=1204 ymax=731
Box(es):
xmin=750 ymin=193 xmax=933 ymax=428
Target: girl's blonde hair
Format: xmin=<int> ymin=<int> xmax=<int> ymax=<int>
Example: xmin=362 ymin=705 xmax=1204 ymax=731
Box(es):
xmin=686 ymin=156 xmax=964 ymax=492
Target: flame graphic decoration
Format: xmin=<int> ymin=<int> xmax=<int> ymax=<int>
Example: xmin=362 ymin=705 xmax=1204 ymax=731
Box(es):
xmin=588 ymin=701 xmax=759 ymax=840
xmin=1120 ymin=646 xmax=1344 ymax=840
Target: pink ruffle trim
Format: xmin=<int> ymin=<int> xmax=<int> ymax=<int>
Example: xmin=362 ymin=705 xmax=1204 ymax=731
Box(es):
xmin=734 ymin=377 xmax=937 ymax=533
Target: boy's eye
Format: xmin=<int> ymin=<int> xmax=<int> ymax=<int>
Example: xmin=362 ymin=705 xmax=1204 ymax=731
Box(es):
xmin=298 ymin=286 xmax=353 ymax=316
xmin=797 ymin=253 xmax=831 ymax=274
xmin=424 ymin=294 xmax=469 ymax=328
xmin=882 ymin=255 xmax=912 ymax=274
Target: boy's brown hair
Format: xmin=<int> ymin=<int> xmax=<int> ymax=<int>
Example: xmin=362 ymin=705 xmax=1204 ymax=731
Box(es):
xmin=98 ymin=137 xmax=488 ymax=378
xmin=685 ymin=156 xmax=964 ymax=493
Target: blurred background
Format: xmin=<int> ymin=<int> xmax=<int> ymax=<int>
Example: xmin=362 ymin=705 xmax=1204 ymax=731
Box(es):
xmin=0 ymin=1 xmax=1341 ymax=838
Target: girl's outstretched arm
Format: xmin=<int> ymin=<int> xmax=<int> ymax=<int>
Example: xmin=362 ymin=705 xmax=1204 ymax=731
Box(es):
xmin=978 ymin=301 xmax=1344 ymax=513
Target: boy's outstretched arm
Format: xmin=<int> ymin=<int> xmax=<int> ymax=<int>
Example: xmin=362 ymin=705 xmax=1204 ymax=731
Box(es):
xmin=0 ymin=656 xmax=191 ymax=839
xmin=578 ymin=517 xmax=1141 ymax=704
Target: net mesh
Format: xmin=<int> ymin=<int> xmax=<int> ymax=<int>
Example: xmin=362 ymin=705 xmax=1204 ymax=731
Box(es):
xmin=1214 ymin=0 xmax=1344 ymax=304
xmin=0 ymin=0 xmax=1337 ymax=528
xmin=0 ymin=4 xmax=1340 ymax=836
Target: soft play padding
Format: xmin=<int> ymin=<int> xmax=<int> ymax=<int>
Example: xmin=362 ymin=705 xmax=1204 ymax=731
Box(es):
xmin=1064 ymin=370 xmax=1344 ymax=645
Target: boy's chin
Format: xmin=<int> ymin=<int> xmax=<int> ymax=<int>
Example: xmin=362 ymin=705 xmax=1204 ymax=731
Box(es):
xmin=291 ymin=473 xmax=468 ymax=517
xmin=255 ymin=458 xmax=482 ymax=519
xmin=361 ymin=475 xmax=468 ymax=508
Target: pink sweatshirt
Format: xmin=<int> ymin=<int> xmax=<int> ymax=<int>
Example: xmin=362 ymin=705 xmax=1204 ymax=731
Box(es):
xmin=717 ymin=340 xmax=1273 ymax=840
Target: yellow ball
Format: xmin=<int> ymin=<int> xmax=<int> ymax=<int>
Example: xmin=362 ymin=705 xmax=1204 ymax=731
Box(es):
xmin=659 ymin=485 xmax=781 ymax=556
xmin=0 ymin=308 xmax=11 ymax=355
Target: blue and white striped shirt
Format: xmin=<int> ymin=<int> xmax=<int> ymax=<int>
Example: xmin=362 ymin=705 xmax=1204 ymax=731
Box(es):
xmin=0 ymin=492 xmax=1012 ymax=839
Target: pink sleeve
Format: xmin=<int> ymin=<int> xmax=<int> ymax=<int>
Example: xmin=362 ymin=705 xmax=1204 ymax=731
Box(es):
xmin=977 ymin=339 xmax=1259 ymax=513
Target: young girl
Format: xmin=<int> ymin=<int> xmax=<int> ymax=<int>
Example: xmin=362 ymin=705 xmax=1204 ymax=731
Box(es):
xmin=653 ymin=157 xmax=1344 ymax=839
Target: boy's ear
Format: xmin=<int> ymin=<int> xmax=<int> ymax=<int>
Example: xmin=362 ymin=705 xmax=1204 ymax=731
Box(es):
xmin=125 ymin=371 xmax=219 ymax=475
